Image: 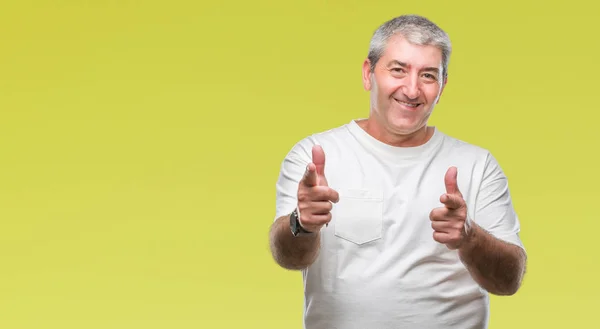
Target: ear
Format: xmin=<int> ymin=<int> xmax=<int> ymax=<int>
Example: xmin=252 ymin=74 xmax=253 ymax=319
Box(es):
xmin=362 ymin=59 xmax=373 ymax=91
xmin=436 ymin=77 xmax=448 ymax=104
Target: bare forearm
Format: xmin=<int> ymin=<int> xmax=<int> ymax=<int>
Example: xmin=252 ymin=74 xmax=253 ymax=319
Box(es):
xmin=458 ymin=222 xmax=527 ymax=296
xmin=269 ymin=215 xmax=321 ymax=270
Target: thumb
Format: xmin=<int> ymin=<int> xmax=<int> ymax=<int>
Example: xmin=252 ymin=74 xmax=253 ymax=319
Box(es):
xmin=312 ymin=145 xmax=326 ymax=177
xmin=444 ymin=166 xmax=461 ymax=196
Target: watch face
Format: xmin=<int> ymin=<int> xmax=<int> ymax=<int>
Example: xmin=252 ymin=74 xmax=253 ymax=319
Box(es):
xmin=290 ymin=210 xmax=299 ymax=234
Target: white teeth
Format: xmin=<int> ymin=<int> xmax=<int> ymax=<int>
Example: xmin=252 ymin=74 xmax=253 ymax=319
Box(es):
xmin=396 ymin=99 xmax=418 ymax=107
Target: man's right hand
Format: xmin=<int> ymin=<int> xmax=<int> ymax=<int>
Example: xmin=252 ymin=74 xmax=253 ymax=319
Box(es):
xmin=296 ymin=145 xmax=340 ymax=233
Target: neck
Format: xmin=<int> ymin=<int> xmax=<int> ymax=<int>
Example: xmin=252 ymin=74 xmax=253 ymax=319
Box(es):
xmin=357 ymin=118 xmax=434 ymax=147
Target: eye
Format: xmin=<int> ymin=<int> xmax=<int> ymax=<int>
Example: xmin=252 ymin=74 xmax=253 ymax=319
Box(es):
xmin=422 ymin=73 xmax=438 ymax=81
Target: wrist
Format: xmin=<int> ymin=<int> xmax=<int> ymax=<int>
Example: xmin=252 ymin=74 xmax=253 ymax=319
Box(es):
xmin=290 ymin=208 xmax=315 ymax=237
xmin=459 ymin=217 xmax=478 ymax=252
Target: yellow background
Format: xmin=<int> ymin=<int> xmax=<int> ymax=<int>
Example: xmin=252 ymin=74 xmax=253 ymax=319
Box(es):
xmin=1 ymin=0 xmax=597 ymax=328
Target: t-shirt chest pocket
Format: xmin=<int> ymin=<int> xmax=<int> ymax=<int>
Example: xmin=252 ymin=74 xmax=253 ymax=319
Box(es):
xmin=333 ymin=188 xmax=384 ymax=245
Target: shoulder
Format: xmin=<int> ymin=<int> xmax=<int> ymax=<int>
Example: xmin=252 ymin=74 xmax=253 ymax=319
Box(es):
xmin=283 ymin=122 xmax=353 ymax=159
xmin=440 ymin=132 xmax=488 ymax=154
xmin=438 ymin=131 xmax=495 ymax=163
xmin=438 ymin=131 xmax=506 ymax=179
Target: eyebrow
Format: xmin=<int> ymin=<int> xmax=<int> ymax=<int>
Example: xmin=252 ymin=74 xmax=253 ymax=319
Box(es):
xmin=387 ymin=60 xmax=440 ymax=74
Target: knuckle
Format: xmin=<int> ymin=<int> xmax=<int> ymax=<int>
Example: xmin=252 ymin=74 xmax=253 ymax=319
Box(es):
xmin=431 ymin=208 xmax=444 ymax=220
xmin=320 ymin=187 xmax=332 ymax=199
xmin=429 ymin=209 xmax=436 ymax=220
xmin=301 ymin=213 xmax=313 ymax=224
xmin=308 ymin=186 xmax=322 ymax=199
xmin=297 ymin=189 xmax=308 ymax=201
xmin=298 ymin=203 xmax=310 ymax=214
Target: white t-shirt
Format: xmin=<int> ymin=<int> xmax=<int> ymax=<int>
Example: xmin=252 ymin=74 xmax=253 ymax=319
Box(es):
xmin=274 ymin=119 xmax=524 ymax=329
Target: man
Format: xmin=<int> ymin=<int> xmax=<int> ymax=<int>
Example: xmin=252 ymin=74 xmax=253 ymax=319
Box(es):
xmin=268 ymin=14 xmax=527 ymax=329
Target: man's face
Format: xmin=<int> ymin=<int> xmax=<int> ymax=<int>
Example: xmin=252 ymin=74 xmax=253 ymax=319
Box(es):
xmin=362 ymin=33 xmax=446 ymax=136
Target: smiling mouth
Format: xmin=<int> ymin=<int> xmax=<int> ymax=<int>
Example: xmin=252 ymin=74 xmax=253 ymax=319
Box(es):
xmin=394 ymin=98 xmax=421 ymax=108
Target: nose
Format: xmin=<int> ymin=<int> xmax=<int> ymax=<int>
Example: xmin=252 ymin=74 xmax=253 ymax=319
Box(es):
xmin=401 ymin=75 xmax=420 ymax=100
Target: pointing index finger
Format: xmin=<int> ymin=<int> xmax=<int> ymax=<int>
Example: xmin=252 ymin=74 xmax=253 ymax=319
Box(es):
xmin=440 ymin=193 xmax=464 ymax=210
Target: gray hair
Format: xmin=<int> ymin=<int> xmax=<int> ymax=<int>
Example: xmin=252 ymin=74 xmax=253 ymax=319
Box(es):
xmin=367 ymin=15 xmax=452 ymax=80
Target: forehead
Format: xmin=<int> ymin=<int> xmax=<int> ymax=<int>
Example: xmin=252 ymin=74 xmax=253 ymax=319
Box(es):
xmin=379 ymin=33 xmax=443 ymax=69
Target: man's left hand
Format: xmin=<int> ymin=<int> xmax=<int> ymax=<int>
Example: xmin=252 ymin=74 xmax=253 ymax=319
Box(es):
xmin=429 ymin=166 xmax=472 ymax=250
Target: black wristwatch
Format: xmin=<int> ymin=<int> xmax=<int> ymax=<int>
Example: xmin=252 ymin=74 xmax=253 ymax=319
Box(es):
xmin=290 ymin=208 xmax=314 ymax=237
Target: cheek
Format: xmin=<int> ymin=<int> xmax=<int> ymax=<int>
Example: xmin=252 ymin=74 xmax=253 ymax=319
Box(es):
xmin=376 ymin=78 xmax=400 ymax=99
xmin=423 ymin=85 xmax=442 ymax=103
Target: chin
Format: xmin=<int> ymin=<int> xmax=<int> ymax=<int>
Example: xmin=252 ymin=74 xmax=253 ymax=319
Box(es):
xmin=387 ymin=118 xmax=424 ymax=135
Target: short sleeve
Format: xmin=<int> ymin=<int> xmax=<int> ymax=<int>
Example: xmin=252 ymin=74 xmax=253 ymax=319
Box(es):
xmin=473 ymin=153 xmax=525 ymax=250
xmin=274 ymin=139 xmax=313 ymax=221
